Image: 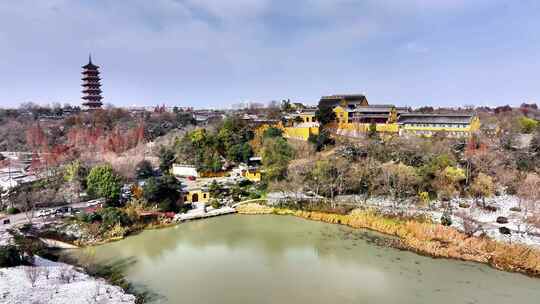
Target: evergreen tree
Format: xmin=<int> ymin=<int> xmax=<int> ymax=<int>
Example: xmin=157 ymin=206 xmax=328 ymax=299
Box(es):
xmin=158 ymin=146 xmax=176 ymax=174
xmin=86 ymin=165 xmax=122 ymax=205
xmin=315 ymin=105 xmax=336 ymax=126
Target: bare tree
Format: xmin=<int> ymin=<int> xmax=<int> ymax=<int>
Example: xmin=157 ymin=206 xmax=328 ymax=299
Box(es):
xmin=456 ymin=211 xmax=483 ymax=237
xmin=349 ymin=158 xmax=382 ymax=205
xmin=526 ymin=214 xmax=540 ymax=234
xmin=516 ymin=173 xmax=540 ymax=234
xmin=21 ymin=194 xmax=36 ymax=225
xmin=469 ymin=173 xmax=494 ymax=208
xmin=11 ymin=189 xmax=38 ymax=225
xmin=24 ymin=266 xmax=42 ymax=287
xmin=376 ymin=162 xmax=420 ymax=211
xmin=433 ymin=167 xmax=466 ymax=204
xmin=88 ymin=282 xmax=101 ymax=303
xmin=42 ymin=268 xmax=50 ymax=280
xmin=59 ymin=266 xmax=75 ymax=284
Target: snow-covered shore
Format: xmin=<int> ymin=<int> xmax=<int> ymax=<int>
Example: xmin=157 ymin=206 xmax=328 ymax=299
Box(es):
xmin=0 ymin=256 xmax=136 ymax=304
xmin=337 ymin=194 xmax=540 ymax=247
xmin=269 ymin=192 xmax=540 ymax=247
xmin=174 ymin=203 xmax=236 ymax=222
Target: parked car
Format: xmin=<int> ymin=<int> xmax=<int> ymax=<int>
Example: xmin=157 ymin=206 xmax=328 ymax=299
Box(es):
xmin=1 ymin=217 xmax=10 ymax=225
xmin=86 ymin=199 xmax=104 ymax=207
xmin=36 ymin=209 xmax=47 ymax=217
xmin=36 ymin=208 xmax=55 ymax=217
xmin=56 ymin=207 xmax=72 ymax=214
xmin=52 ymin=206 xmax=76 ymax=217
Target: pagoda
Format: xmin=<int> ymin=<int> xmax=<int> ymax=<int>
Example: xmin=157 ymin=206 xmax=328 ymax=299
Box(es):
xmin=81 ymin=55 xmax=103 ymax=109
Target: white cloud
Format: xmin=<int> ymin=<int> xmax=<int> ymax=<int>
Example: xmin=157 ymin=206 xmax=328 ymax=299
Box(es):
xmin=186 ymin=0 xmax=270 ymax=20
xmin=0 ymin=0 xmax=536 ymax=107
xmin=402 ymin=41 xmax=429 ymax=54
xmin=376 ymin=0 xmax=494 ymax=11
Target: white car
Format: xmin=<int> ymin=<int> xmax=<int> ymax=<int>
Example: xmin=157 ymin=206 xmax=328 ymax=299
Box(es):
xmin=86 ymin=200 xmax=103 ymax=207
xmin=36 ymin=209 xmax=54 ymax=217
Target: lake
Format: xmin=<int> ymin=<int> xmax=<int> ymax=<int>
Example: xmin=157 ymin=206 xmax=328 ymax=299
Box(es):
xmin=71 ymin=215 xmax=540 ymax=304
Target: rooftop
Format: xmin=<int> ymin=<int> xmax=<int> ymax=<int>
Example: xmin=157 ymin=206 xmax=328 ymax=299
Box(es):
xmin=349 ymin=105 xmax=409 ymax=113
xmin=321 ymin=94 xmax=366 ymax=100
xmin=398 ymin=113 xmax=474 ymax=124
xmin=319 ymin=94 xmax=369 ymax=108
xmin=349 ymin=114 xmax=389 ymax=120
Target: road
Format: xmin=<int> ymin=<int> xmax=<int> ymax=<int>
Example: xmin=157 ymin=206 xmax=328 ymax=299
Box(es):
xmin=0 ymin=200 xmax=100 ymax=230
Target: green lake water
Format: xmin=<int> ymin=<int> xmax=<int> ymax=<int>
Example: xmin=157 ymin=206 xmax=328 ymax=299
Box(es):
xmin=71 ymin=215 xmax=540 ymax=304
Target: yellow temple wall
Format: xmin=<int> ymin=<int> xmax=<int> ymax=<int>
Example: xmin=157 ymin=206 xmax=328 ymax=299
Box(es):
xmin=299 ymin=113 xmax=316 ymax=123
xmin=336 ymin=122 xmax=399 ymax=133
xmin=243 ymin=170 xmax=262 ymax=182
xmin=183 ymin=190 xmax=210 ymax=203
xmin=333 ymin=106 xmax=349 ymax=124
xmin=283 ymin=126 xmax=319 ymax=141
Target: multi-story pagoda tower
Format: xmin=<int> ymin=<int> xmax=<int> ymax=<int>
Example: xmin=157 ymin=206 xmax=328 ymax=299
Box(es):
xmin=81 ymin=55 xmax=103 ymax=109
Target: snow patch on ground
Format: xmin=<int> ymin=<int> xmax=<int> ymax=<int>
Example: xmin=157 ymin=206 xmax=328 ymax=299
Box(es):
xmin=174 ymin=203 xmax=236 ymax=221
xmin=0 ymin=256 xmax=136 ymax=304
xmin=333 ymin=194 xmax=540 ymax=247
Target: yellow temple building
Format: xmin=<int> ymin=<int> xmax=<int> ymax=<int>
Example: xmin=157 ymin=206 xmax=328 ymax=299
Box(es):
xmin=268 ymin=94 xmax=481 ymax=141
xmin=183 ymin=186 xmax=211 ymax=203
xmin=328 ymin=94 xmax=480 ymax=138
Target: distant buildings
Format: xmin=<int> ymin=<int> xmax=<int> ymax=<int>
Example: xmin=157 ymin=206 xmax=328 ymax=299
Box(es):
xmin=194 ymin=110 xmax=224 ymax=125
xmin=279 ymin=109 xmax=320 ymax=140
xmin=398 ymin=114 xmax=480 ymax=138
xmin=333 ymin=104 xmax=409 ymax=124
xmin=171 ymin=164 xmax=199 ymax=178
xmin=231 ymin=157 xmax=262 ymax=182
xmin=286 ymin=109 xmax=318 ymax=124
xmin=276 ymin=93 xmax=482 ymax=139
xmin=330 ymin=95 xmax=480 ymax=138
xmin=172 ymin=156 xmax=263 ymax=203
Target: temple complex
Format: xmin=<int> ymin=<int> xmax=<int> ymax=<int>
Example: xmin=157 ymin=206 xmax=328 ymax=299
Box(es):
xmin=81 ymin=55 xmax=103 ymax=109
xmin=279 ymin=93 xmax=481 ymax=140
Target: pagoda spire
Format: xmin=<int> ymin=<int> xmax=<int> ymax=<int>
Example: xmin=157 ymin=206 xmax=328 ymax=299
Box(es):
xmin=88 ymin=53 xmax=92 ymax=65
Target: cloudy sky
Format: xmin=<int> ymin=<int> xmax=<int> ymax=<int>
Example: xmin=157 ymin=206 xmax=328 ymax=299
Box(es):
xmin=1 ymin=0 xmax=539 ymax=108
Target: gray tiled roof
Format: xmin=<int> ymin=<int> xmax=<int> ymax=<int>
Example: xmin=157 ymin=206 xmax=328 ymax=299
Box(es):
xmin=319 ymin=94 xmax=368 ymax=108
xmin=321 ymin=94 xmax=366 ymax=99
xmin=349 ymin=105 xmax=409 ymax=113
xmin=398 ymin=113 xmax=473 ymax=124
xmin=350 ymin=114 xmax=389 ymax=119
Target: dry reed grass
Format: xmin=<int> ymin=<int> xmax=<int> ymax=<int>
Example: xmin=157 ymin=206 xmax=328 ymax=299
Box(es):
xmin=235 ymin=203 xmax=275 ymax=214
